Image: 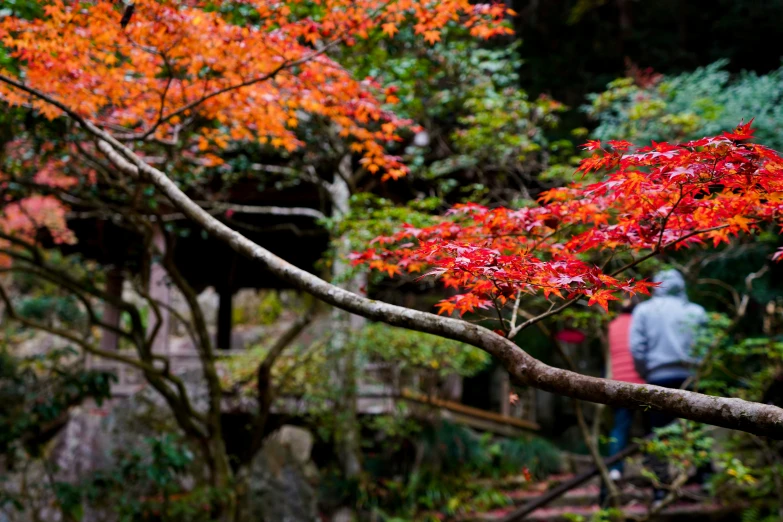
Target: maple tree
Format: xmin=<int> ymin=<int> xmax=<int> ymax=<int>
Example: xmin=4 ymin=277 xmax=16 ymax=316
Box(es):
xmin=2 ymin=4 xmax=783 ymax=519
xmin=0 ymin=0 xmax=511 ymax=262
xmin=0 ymin=0 xmax=515 ymax=518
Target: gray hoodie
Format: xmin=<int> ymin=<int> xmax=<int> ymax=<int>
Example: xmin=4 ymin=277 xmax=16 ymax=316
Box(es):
xmin=629 ymin=270 xmax=707 ymax=382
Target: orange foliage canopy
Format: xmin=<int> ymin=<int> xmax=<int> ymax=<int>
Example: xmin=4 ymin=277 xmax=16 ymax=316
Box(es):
xmin=0 ymin=0 xmax=511 ymax=265
xmin=356 ymin=122 xmax=783 ymax=319
xmin=0 ymin=0 xmax=509 ymax=176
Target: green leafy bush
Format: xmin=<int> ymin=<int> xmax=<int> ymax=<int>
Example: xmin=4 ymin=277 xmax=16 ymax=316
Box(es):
xmin=57 ymin=435 xmax=226 ymax=522
xmin=351 ymin=323 xmax=490 ymax=378
xmin=586 ymin=60 xmax=783 ymax=149
xmin=0 ymin=347 xmax=113 ymax=459
xmin=16 ymin=294 xmax=85 ymax=325
xmin=337 ymin=420 xmax=561 ymax=521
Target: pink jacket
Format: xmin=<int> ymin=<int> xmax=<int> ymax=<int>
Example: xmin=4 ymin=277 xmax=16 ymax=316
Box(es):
xmin=608 ymin=314 xmax=644 ymax=384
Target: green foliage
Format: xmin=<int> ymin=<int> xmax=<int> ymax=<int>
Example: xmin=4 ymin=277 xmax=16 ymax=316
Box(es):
xmin=255 ymin=291 xmax=283 ymax=325
xmin=586 ymin=60 xmax=783 ymax=149
xmin=220 ymin=329 xmax=330 ymax=400
xmin=346 ymin=421 xmax=561 ymax=521
xmin=451 ymin=75 xmax=564 ymax=173
xmin=0 ymin=0 xmax=43 ymax=22
xmin=318 ymin=192 xmax=443 ymax=287
xmin=641 ymin=421 xmax=713 ymax=479
xmin=741 ymin=505 xmax=782 ymax=522
xmin=0 ymin=347 xmax=113 ymax=460
xmin=638 ymin=312 xmax=783 ymax=517
xmin=16 ymin=294 xmax=85 ymax=325
xmin=232 ymin=291 xmax=283 ymax=326
xmin=334 ymin=193 xmax=441 ymax=258
xmin=352 ymin=323 xmax=490 ymax=377
xmin=564 ymin=508 xmax=625 ymax=522
xmin=224 ymin=322 xmax=491 ymax=447
xmin=351 ymin=27 xmax=520 ymax=123
xmin=56 ymin=435 xmax=225 ymax=522
xmin=360 ymin=474 xmax=511 ymax=522
xmin=0 ymin=346 xmax=114 ymax=516
xmin=345 ymin=27 xmax=570 ymax=202
xmin=7 ymin=254 xmax=95 ymax=328
xmin=695 ymin=314 xmax=783 ymax=402
xmin=417 ymin=422 xmax=560 ymax=480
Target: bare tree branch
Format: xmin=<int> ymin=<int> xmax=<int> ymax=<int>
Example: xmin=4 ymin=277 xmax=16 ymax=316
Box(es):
xmin=194 ymin=201 xmax=326 ymax=221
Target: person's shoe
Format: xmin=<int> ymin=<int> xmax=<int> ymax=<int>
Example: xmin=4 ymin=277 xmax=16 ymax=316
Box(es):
xmin=609 ymin=469 xmax=622 ymax=481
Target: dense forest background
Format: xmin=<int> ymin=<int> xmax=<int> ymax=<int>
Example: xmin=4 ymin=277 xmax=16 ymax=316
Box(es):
xmin=511 ymin=0 xmax=783 ymax=104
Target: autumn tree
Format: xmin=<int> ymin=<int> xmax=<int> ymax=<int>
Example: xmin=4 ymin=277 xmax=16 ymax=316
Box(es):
xmin=3 ymin=4 xmax=783 ymax=521
xmin=0 ymin=0 xmax=512 ymax=519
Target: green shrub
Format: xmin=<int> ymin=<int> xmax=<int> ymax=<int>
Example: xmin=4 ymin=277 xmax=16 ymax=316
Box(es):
xmin=586 ymin=60 xmax=783 ymax=149
xmin=351 ymin=323 xmax=490 ymax=378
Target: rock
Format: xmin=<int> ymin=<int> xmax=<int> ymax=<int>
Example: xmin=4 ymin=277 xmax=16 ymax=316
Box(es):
xmin=15 ymin=331 xmax=71 ymax=359
xmin=49 ymin=402 xmax=112 ymax=484
xmin=248 ymin=425 xmax=320 ymax=522
xmin=277 ymin=425 xmax=314 ymax=465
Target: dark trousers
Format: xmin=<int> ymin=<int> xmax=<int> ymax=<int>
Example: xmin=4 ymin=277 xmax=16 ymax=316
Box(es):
xmin=646 ymin=376 xmax=712 ymax=487
xmin=608 ymin=407 xmax=633 ymax=473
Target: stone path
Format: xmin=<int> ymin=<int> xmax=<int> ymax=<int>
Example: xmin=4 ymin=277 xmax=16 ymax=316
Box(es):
xmin=463 ymin=473 xmax=742 ymax=522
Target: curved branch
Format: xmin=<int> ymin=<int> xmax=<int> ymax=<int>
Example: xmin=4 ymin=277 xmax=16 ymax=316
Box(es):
xmin=90 ymin=138 xmax=783 ymax=439
xmin=194 ymin=201 xmax=326 ymax=221
xmin=3 ymin=75 xmax=783 ymax=438
xmin=0 ymin=245 xmax=147 ymax=347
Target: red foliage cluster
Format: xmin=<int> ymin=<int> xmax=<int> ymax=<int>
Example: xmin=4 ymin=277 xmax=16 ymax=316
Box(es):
xmin=355 ymin=122 xmax=783 ymax=317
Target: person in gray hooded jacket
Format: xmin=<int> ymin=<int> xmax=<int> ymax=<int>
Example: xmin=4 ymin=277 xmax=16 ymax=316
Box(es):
xmin=629 ymin=269 xmax=709 ymax=501
xmin=629 ymin=269 xmax=707 ymax=383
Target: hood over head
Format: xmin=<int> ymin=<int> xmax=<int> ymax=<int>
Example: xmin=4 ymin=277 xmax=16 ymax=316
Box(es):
xmin=651 ymin=269 xmax=687 ymax=299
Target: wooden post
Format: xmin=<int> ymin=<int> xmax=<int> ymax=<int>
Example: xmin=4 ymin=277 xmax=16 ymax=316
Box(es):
xmin=147 ymin=227 xmax=170 ymax=355
xmin=499 ymin=369 xmax=511 ymax=417
xmin=217 ymin=286 xmax=232 ymax=350
xmin=441 ymin=374 xmax=464 ymax=402
xmin=216 ymin=253 xmax=237 ymax=351
xmin=99 ymin=268 xmax=123 ymax=352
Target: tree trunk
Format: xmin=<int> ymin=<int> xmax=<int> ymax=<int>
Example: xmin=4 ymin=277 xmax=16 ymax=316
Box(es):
xmin=328 ymin=172 xmax=365 ymax=480
xmin=147 ymin=226 xmax=170 ymax=356
xmin=152 ymin=228 xmax=235 ymax=518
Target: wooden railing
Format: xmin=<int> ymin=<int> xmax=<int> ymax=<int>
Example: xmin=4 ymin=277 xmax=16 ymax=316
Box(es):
xmin=357 ymin=362 xmax=539 ymax=435
xmin=88 ymin=351 xmax=539 ymax=434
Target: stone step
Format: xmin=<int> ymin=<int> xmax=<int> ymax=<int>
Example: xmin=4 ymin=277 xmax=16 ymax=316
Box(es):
xmin=467 ymin=500 xmax=742 ymax=522
xmin=473 ymin=473 xmax=580 ymax=492
xmin=461 ymin=474 xmax=738 ymax=522
xmin=504 ymin=482 xmax=703 ymax=508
